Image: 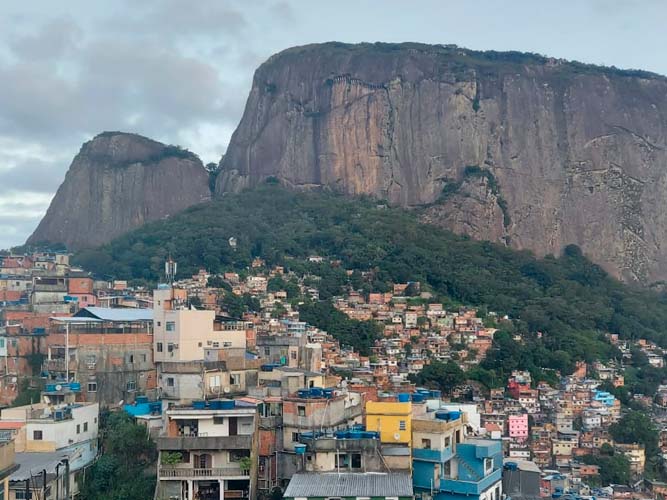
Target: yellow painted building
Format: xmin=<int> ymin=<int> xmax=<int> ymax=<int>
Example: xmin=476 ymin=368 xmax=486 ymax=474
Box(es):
xmin=365 ymin=401 xmax=412 ymax=445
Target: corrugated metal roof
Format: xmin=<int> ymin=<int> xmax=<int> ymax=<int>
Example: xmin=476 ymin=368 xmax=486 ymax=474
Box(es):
xmin=283 ymin=473 xmax=413 ymax=498
xmin=73 ymin=307 xmax=153 ymax=322
xmin=12 ymin=451 xmax=72 ymax=481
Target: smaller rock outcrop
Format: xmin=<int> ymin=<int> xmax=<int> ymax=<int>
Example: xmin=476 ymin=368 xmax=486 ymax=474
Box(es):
xmin=28 ymin=132 xmax=211 ymax=250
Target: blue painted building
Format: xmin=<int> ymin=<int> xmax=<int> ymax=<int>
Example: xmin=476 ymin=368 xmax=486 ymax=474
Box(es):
xmin=413 ymin=410 xmax=503 ymax=500
xmin=592 ymin=390 xmax=616 ymax=407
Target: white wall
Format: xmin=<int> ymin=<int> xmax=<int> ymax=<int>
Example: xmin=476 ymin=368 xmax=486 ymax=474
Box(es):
xmin=26 ymin=404 xmax=99 ymax=449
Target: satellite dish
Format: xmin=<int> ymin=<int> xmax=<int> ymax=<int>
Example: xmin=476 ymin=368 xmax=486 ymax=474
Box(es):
xmin=223 ymin=387 xmax=231 ymax=394
xmin=394 ymin=433 xmax=401 ymax=441
xmin=55 ymin=384 xmax=62 ymax=391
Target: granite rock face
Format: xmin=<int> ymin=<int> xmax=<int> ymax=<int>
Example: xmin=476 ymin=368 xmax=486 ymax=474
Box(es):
xmin=217 ymin=43 xmax=667 ymax=283
xmin=28 ymin=132 xmax=211 ymax=249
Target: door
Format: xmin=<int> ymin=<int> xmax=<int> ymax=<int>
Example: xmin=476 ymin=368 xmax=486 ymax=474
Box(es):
xmin=229 ymin=417 xmax=238 ymax=436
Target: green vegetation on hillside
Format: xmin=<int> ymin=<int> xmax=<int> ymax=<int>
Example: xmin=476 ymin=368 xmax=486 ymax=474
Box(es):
xmin=75 ymin=185 xmax=667 ymax=380
xmin=80 ymin=411 xmax=156 ymax=500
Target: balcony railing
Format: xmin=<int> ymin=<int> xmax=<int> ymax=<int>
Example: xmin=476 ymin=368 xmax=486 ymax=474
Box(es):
xmin=158 ymin=467 xmax=250 ymax=479
xmin=158 ymin=435 xmax=253 ymax=451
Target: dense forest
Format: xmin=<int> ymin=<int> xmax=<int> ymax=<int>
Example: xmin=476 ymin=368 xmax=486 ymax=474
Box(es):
xmin=74 ymin=184 xmax=667 ymax=385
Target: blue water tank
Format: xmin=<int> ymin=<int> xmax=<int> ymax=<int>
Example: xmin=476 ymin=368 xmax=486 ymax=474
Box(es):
xmin=192 ymin=400 xmax=206 ymax=410
xmin=323 ymin=388 xmax=334 ymax=399
xmin=398 ymin=393 xmax=410 ymax=403
xmin=348 ymin=431 xmax=363 ymax=439
xmin=435 ymin=410 xmax=450 ymax=421
xmin=297 ymin=389 xmax=310 ymax=398
xmin=449 ymin=411 xmax=461 ymax=420
xmin=310 ymin=388 xmax=323 ymax=398
xmin=294 ymin=444 xmax=306 ymax=454
xmin=430 ymin=390 xmax=442 ymax=399
xmin=335 ymin=431 xmax=347 ymax=439
xmin=261 ymin=364 xmax=274 ymax=372
xmin=46 ymin=384 xmax=56 ymax=392
xmin=505 ymin=462 xmax=518 ymax=471
xmin=220 ymin=399 xmax=235 ymax=410
xmin=412 ymin=394 xmax=425 ymax=402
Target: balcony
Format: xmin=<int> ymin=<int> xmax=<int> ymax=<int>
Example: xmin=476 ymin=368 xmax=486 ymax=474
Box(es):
xmin=440 ymin=468 xmax=502 ymax=495
xmin=299 ymin=436 xmax=379 ymax=453
xmin=413 ymin=447 xmax=454 ymax=463
xmin=158 ymin=466 xmax=250 ymax=479
xmin=158 ymin=435 xmax=252 ymax=451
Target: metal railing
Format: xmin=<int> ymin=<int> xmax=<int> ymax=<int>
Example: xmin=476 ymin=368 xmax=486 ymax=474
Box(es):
xmin=158 ymin=467 xmax=250 ymax=479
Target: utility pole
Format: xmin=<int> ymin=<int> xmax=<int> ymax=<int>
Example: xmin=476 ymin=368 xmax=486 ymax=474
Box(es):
xmin=62 ymin=458 xmax=70 ymax=500
xmin=55 ymin=462 xmax=61 ymax=500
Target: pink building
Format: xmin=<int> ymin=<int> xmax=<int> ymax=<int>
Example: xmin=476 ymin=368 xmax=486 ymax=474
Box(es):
xmin=508 ymin=414 xmax=529 ymax=441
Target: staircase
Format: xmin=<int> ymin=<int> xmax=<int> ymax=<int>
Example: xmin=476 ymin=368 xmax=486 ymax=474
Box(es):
xmin=455 ymin=455 xmax=482 ymax=481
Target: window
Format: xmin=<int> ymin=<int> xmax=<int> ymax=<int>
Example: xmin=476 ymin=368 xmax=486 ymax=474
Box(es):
xmin=230 ymin=374 xmax=241 ymax=386
xmin=210 ymin=375 xmax=221 ymax=388
xmin=16 ymin=491 xmax=30 ymax=500
xmin=399 ymin=420 xmax=406 ymax=431
xmin=351 ymin=454 xmax=361 ymax=468
xmin=166 ymin=321 xmax=175 ymax=332
xmin=87 ymin=382 xmax=97 ymax=393
xmin=297 ymin=406 xmax=306 ymax=417
xmin=33 ymin=430 xmax=43 ymax=440
xmin=291 ymin=350 xmax=297 ymax=360
xmin=213 ymin=417 xmax=225 ymax=425
xmin=167 ymin=343 xmax=174 ymax=353
xmin=444 ymin=436 xmax=451 ymax=447
xmin=157 ymin=342 xmax=163 ymax=353
xmin=422 ymin=438 xmax=431 ymax=449
xmin=212 ymin=342 xmax=220 ymax=348
xmin=198 ymin=342 xmax=203 ymax=348
xmin=76 ymin=424 xmax=80 ymax=434
xmin=264 ymin=347 xmax=270 ymax=356
xmin=230 ymin=450 xmax=250 ymax=462
xmin=127 ymin=380 xmax=136 ymax=391
xmin=84 ymin=422 xmax=88 ymax=432
xmin=291 ymin=432 xmax=300 ymax=442
xmin=94 ymin=417 xmax=97 ymax=423
xmin=0 ymin=339 xmax=4 ymax=348
xmin=484 ymin=458 xmax=493 ymax=474
xmin=223 ymin=342 xmax=233 ymax=347
xmin=167 ymin=377 xmax=174 ymax=387
xmin=128 ymin=354 xmax=134 ymax=364
xmin=141 ymin=354 xmax=147 ymax=362
xmin=157 ymin=321 xmax=161 ymax=327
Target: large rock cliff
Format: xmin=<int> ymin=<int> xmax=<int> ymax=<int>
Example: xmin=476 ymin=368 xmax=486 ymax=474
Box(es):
xmin=217 ymin=43 xmax=667 ymax=283
xmin=28 ymin=132 xmax=211 ymax=249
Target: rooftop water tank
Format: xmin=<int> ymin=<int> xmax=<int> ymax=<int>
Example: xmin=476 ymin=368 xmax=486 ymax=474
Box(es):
xmin=294 ymin=444 xmax=306 ymax=454
xmin=192 ymin=400 xmax=206 ymax=410
xmin=398 ymin=393 xmax=410 ymax=403
xmin=435 ymin=410 xmax=450 ymax=421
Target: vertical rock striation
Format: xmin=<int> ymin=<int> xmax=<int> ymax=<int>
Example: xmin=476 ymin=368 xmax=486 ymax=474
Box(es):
xmin=28 ymin=132 xmax=211 ymax=250
xmin=217 ymin=43 xmax=667 ymax=283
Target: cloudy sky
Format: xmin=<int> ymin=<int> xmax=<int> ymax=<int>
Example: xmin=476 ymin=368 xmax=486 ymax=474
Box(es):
xmin=0 ymin=0 xmax=665 ymax=250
